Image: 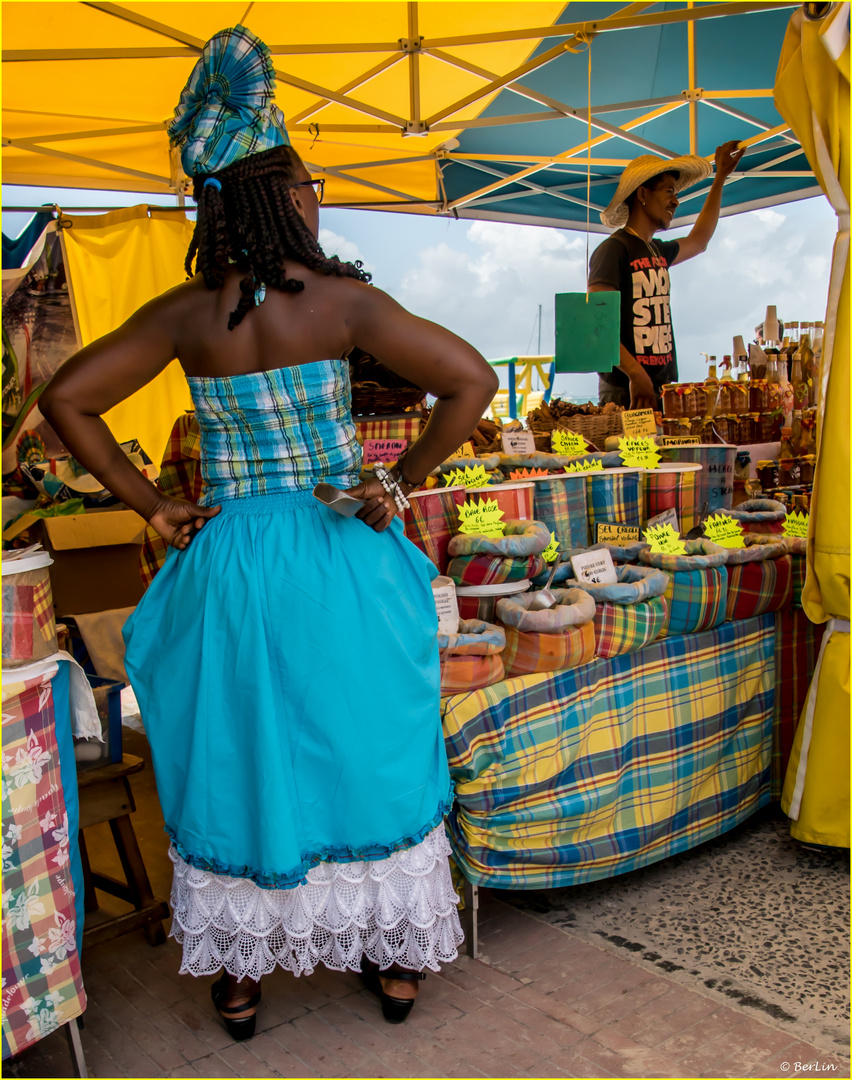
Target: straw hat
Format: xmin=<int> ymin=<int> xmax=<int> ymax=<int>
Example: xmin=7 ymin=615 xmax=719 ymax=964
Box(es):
xmin=600 ymin=154 xmax=713 ymax=229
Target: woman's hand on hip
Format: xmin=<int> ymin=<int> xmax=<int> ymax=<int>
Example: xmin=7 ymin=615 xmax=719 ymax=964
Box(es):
xmin=344 ymin=477 xmax=398 ymax=533
xmin=148 ymin=496 xmax=222 ymax=550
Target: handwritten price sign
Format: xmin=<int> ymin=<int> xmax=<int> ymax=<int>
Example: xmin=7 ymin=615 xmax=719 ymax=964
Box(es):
xmin=621 ymin=409 xmax=658 ymax=439
xmin=501 ymin=430 xmax=536 ymax=455
xmin=564 ymin=459 xmax=603 ymax=474
xmin=703 ymin=513 xmax=746 ymax=549
xmin=444 ymin=464 xmax=492 ymax=489
xmin=362 ymin=438 xmax=407 ymax=465
xmin=551 ymin=429 xmax=588 ymax=456
xmin=644 ymin=523 xmax=686 ymax=555
xmin=457 ymin=497 xmax=506 ymax=538
xmin=596 ymin=523 xmax=641 ymax=546
xmin=619 ymin=436 xmax=661 ymax=470
xmin=542 ymin=532 xmax=561 ymax=564
xmin=783 ymin=510 xmax=810 ymax=539
xmin=448 ymin=441 xmax=475 ymax=460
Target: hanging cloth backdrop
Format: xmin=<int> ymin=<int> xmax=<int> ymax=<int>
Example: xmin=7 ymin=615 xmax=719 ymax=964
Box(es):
xmin=774 ymin=2 xmax=850 ymax=847
xmin=60 ymin=207 xmax=195 ymax=463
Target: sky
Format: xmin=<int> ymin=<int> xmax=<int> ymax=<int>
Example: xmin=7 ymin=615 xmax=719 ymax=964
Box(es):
xmin=3 ymin=185 xmax=838 ymax=402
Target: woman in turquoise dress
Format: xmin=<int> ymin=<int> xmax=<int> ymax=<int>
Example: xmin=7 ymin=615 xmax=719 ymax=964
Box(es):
xmin=40 ymin=25 xmax=497 ymax=1040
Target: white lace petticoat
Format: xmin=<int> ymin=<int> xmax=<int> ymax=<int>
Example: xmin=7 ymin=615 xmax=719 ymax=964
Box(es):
xmin=169 ymin=825 xmax=464 ymax=981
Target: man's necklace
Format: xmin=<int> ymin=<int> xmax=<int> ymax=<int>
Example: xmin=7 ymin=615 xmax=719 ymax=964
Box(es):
xmin=625 ymin=226 xmax=660 ymax=259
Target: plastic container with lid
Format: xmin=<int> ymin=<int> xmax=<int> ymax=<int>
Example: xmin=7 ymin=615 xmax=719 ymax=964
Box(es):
xmin=661 ymin=383 xmax=683 ymax=418
xmin=2 ymin=547 xmax=57 ymax=667
xmin=455 ymin=579 xmax=531 ymax=623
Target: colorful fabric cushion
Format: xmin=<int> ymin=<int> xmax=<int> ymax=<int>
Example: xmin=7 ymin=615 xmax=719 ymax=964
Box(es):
xmin=448 ymin=519 xmax=551 ymax=557
xmin=496 ymin=587 xmax=596 ymax=632
xmin=721 ymin=534 xmax=788 ymax=565
xmin=440 ymin=653 xmax=505 ymax=695
xmin=502 ymin=619 xmax=596 ymax=677
xmin=594 ymin=595 xmax=668 ymax=658
xmin=563 ymin=564 xmax=669 ymax=605
xmin=726 ymin=555 xmax=793 ymax=621
xmin=438 ymin=619 xmax=505 ymax=657
xmin=658 ymin=566 xmax=729 ymax=638
xmin=639 ymin=538 xmax=728 ymax=573
xmin=447 ymin=553 xmax=546 ymax=586
xmin=726 ymin=499 xmax=787 ymax=535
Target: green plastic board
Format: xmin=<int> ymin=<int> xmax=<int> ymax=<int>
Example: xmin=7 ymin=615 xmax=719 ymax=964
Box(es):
xmin=554 ymin=291 xmax=620 ymax=374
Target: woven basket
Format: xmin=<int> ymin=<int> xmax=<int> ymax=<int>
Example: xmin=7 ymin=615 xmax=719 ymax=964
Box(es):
xmin=351 ymin=384 xmax=425 ymax=415
xmin=548 ymin=413 xmax=625 ymax=449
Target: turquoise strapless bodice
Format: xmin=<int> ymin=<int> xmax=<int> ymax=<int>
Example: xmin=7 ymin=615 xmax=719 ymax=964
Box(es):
xmin=186 ymin=358 xmax=362 ymax=504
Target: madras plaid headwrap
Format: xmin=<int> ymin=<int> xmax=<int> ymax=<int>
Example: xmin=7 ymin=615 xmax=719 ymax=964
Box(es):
xmin=772 ymin=610 xmax=826 ymax=798
xmin=586 ymin=471 xmax=642 ymax=545
xmin=441 ymin=615 xmax=775 ymax=889
xmin=644 ymin=468 xmax=699 ymax=535
xmin=532 ymin=475 xmax=588 ymax=550
xmin=2 ymin=670 xmax=86 ymax=1057
xmin=441 ymin=653 xmax=505 ymax=695
xmin=593 ymin=595 xmax=668 ymax=659
xmin=169 ymin=25 xmax=290 ymax=177
xmin=660 ymin=566 xmax=729 ymax=638
xmin=447 ymin=553 xmax=546 ymax=586
xmin=502 ymin=620 xmax=595 ymax=677
xmin=726 ymin=555 xmax=793 ymax=621
xmin=139 ymin=413 xmax=203 ymax=587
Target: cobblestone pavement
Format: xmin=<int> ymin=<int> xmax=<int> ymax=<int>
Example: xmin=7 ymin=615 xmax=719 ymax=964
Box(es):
xmin=5 ymin=734 xmax=849 ymax=1079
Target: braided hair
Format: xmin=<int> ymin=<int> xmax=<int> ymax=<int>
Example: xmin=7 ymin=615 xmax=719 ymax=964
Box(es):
xmin=185 ymin=145 xmax=371 ymax=330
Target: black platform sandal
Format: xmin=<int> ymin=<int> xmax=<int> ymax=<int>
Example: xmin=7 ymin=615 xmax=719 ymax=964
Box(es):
xmin=359 ymin=962 xmax=426 ymax=1024
xmin=211 ymin=975 xmax=261 ymax=1041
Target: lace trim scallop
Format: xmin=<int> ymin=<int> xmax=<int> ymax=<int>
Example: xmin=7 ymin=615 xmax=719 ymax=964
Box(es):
xmin=165 ymin=789 xmax=456 ymax=891
xmin=169 ymin=825 xmax=464 ymax=980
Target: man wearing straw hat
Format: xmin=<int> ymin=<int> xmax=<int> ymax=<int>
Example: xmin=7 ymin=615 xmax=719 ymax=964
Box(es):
xmin=589 ymin=140 xmax=744 ymax=409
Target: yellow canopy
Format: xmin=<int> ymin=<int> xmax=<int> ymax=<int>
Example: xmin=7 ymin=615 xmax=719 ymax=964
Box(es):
xmin=775 ymin=3 xmax=849 ymax=847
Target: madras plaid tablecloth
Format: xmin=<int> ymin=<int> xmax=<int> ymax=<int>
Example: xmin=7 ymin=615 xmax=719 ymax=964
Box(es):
xmin=442 ymin=616 xmax=775 ymax=889
xmin=772 ymin=609 xmax=826 ymax=799
xmin=2 ymin=665 xmax=86 ymax=1059
xmin=353 ymin=414 xmax=422 ymax=444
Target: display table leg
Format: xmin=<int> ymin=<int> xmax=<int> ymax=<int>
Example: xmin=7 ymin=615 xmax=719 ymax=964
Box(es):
xmin=65 ymin=1018 xmax=87 ymax=1078
xmin=460 ymin=878 xmax=479 ymax=959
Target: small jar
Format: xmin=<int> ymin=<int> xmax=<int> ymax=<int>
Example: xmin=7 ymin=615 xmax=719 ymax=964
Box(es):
xmin=724 ymin=415 xmax=741 ymax=445
xmin=799 ymin=454 xmax=815 ymax=484
xmin=711 ymin=415 xmax=731 ymax=444
xmin=739 ymin=414 xmax=759 ymax=443
xmin=728 ymin=382 xmax=750 ymax=416
xmin=689 ymin=415 xmax=705 ymax=437
xmin=662 ymin=383 xmax=683 ymax=418
xmin=755 ymin=460 xmax=781 ymax=490
xmin=779 ymin=457 xmax=804 ymax=486
xmin=680 ymin=384 xmax=698 ymax=419
xmin=716 ymin=383 xmax=730 ymax=415
xmin=662 ymin=418 xmax=682 ymax=436
xmin=750 ymin=380 xmax=770 ymax=412
xmin=692 ymin=384 xmax=707 ymax=417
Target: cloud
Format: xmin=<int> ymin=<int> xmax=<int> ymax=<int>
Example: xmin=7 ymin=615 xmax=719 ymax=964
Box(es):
xmin=318 ymin=228 xmax=374 ymax=274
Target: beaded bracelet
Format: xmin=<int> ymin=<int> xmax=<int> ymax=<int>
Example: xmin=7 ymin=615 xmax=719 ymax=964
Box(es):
xmin=373 ymin=462 xmax=410 ymax=511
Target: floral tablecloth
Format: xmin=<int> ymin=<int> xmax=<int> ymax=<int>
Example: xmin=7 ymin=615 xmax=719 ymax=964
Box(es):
xmin=2 ymin=661 xmax=86 ymax=1059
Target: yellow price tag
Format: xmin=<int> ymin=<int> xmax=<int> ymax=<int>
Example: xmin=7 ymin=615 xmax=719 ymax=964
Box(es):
xmin=541 ymin=532 xmax=560 ymax=564
xmin=703 ymin=513 xmax=746 ymax=549
xmin=448 ymin=441 xmax=475 ymax=460
xmin=783 ymin=510 xmax=810 ymax=539
xmin=621 ymin=408 xmax=658 ymax=438
xmin=444 ymin=464 xmax=492 ymax=489
xmin=563 ymin=459 xmax=604 ymax=474
xmin=619 ymin=436 xmax=661 ymax=470
xmin=457 ymin=497 xmax=506 ymax=538
xmin=644 ymin=523 xmax=686 ymax=555
xmin=551 ymin=429 xmax=588 ymax=456
xmin=596 ymin=523 xmax=641 ymax=546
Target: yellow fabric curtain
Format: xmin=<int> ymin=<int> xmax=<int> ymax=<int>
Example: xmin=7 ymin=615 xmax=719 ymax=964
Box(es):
xmin=60 ymin=206 xmax=195 ymax=464
xmin=775 ymin=4 xmax=850 ymax=846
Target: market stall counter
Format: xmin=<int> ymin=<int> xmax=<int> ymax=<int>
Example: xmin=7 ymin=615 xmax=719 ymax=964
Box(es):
xmin=441 ymin=615 xmax=776 ymax=957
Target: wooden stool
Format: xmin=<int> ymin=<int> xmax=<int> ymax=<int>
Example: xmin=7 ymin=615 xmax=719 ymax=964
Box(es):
xmin=77 ymin=754 xmax=169 ymax=948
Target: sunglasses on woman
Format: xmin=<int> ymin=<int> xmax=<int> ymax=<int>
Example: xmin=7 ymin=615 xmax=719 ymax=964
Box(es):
xmin=288 ymin=178 xmax=325 ymax=205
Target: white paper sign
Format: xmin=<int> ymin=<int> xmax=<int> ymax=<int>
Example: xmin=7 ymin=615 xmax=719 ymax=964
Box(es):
xmin=570 ymin=548 xmax=618 ymax=586
xmin=646 ymin=507 xmax=680 ymax=534
xmin=432 ymin=577 xmax=460 ymax=635
xmin=501 ymin=430 xmax=536 ymax=455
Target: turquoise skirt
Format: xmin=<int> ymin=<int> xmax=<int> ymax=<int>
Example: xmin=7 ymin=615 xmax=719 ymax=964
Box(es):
xmin=122 ymin=490 xmax=451 ymax=890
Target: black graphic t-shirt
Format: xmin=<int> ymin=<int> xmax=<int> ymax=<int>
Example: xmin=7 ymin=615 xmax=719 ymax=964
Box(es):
xmin=589 ymin=229 xmax=681 ymax=395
